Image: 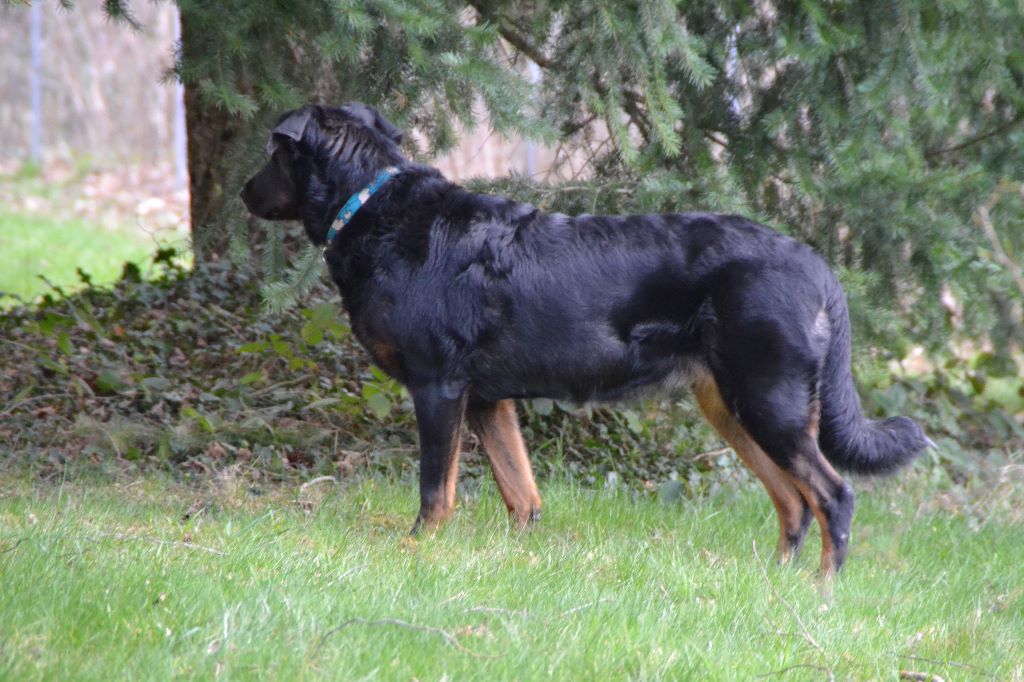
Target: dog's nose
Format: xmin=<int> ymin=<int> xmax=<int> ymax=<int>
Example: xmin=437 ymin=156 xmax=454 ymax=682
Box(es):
xmin=239 ymin=181 xmax=253 ymax=206
xmin=239 ymin=183 xmax=253 ymax=215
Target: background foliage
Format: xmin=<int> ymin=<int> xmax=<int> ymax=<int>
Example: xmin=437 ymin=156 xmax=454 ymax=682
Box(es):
xmin=87 ymin=0 xmax=1024 ymax=354
xmin=1 ymin=1 xmax=1021 ymax=481
xmin=475 ymin=0 xmax=1024 ymax=352
xmin=2 ymin=254 xmax=1019 ymax=487
xmin=174 ymin=0 xmax=551 ymax=262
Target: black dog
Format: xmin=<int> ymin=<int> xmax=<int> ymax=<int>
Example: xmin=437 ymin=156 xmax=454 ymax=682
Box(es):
xmin=241 ymin=103 xmax=930 ymax=575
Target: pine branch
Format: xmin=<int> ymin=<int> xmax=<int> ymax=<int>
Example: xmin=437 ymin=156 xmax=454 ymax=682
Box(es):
xmin=102 ymin=0 xmax=141 ymax=31
xmin=261 ymin=230 xmax=287 ymax=281
xmin=560 ymin=113 xmax=599 ymax=137
xmin=975 ymin=195 xmax=1024 ymax=301
xmin=468 ymin=2 xmax=552 ymax=68
xmin=260 ymin=244 xmax=325 ymax=314
xmin=622 ymin=89 xmax=653 ymax=144
xmin=590 ymin=75 xmax=653 ymax=149
xmin=924 ymin=113 xmax=1024 ymax=159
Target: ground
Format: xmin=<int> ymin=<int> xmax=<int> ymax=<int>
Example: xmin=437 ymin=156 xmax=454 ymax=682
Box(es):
xmin=1 ymin=158 xmax=1023 ymax=680
xmin=0 ymin=160 xmax=188 ymax=305
xmin=1 ymin=469 xmax=1022 ymax=680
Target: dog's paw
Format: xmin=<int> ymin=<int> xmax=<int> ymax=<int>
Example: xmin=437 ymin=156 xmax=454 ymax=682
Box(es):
xmin=509 ymin=507 xmax=541 ymax=529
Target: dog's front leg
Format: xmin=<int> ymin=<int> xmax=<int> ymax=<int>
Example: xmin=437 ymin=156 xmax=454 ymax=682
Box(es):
xmin=466 ymin=399 xmax=542 ymax=527
xmin=409 ymin=384 xmax=467 ymax=534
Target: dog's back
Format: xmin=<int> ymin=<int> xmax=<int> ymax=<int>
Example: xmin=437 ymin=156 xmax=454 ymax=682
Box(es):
xmin=400 ymin=202 xmax=828 ymax=403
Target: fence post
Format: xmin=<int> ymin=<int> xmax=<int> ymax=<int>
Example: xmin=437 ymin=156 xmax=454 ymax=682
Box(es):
xmin=171 ymin=4 xmax=188 ymax=190
xmin=525 ymin=61 xmax=540 ymax=177
xmin=29 ymin=1 xmax=42 ymax=164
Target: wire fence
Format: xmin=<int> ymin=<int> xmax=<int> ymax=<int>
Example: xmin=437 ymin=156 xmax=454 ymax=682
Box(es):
xmin=0 ymin=3 xmax=184 ymax=172
xmin=0 ymin=3 xmax=562 ymax=191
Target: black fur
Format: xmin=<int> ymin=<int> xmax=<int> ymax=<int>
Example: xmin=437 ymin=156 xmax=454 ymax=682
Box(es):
xmin=241 ymin=103 xmax=930 ymax=574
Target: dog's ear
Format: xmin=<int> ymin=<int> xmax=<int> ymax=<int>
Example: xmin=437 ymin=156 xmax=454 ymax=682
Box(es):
xmin=267 ymin=108 xmax=314 ymax=154
xmin=346 ymin=103 xmax=404 ymax=145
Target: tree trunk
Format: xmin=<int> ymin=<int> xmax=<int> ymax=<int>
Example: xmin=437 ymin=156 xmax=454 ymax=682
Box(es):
xmin=180 ymin=9 xmax=247 ymax=262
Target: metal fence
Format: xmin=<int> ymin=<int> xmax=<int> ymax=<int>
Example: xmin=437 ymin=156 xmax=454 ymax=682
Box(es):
xmin=0 ymin=3 xmax=557 ymax=187
xmin=1 ymin=4 xmax=184 ymax=171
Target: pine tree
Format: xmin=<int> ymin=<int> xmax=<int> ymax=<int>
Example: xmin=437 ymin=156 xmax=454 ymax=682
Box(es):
xmin=104 ymin=0 xmax=550 ymax=268
xmin=100 ymin=0 xmax=1022 ymax=350
xmin=474 ymin=0 xmax=1024 ymax=351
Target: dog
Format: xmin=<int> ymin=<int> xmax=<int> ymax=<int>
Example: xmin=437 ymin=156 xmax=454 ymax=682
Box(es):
xmin=241 ymin=103 xmax=931 ymax=575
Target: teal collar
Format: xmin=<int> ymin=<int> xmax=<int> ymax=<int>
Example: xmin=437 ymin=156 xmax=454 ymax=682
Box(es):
xmin=325 ymin=166 xmax=400 ymax=244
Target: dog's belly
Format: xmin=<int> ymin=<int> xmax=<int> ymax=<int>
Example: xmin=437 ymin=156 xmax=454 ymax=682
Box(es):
xmin=468 ymin=318 xmax=706 ymax=404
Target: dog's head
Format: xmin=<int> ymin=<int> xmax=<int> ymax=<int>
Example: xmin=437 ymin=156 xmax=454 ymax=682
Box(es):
xmin=240 ymin=103 xmax=406 ymax=243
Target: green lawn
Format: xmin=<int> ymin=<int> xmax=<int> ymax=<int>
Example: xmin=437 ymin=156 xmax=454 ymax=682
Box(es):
xmin=0 ymin=211 xmax=181 ymax=306
xmin=1 ymin=471 xmax=1021 ymax=680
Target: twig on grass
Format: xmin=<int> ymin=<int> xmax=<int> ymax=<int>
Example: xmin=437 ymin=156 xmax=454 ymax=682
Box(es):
xmin=461 ymin=599 xmax=610 ymax=621
xmin=900 ymin=654 xmax=995 ymax=678
xmin=93 ymin=532 xmax=225 ymax=556
xmin=463 ymin=606 xmax=529 ymax=618
xmin=758 ymin=664 xmax=835 ymax=681
xmin=249 ymin=374 xmax=315 ymax=398
xmin=762 ymin=628 xmax=812 ymax=642
xmin=0 ymin=538 xmax=25 ymax=555
xmin=440 ymin=591 xmax=467 ymax=606
xmin=690 ymin=447 xmax=734 ymax=463
xmin=0 ymin=393 xmax=66 ymax=417
xmin=325 ymin=564 xmax=366 ymax=587
xmin=299 ymin=476 xmax=337 ymax=493
xmin=298 ymin=476 xmax=338 ymax=511
xmin=313 ymin=618 xmax=500 ymax=659
xmin=559 ymin=597 xmax=614 ymax=618
xmin=753 ymin=540 xmax=822 ymax=653
xmin=900 ymin=672 xmax=945 ymax=682
xmin=0 ymin=337 xmax=41 ymax=354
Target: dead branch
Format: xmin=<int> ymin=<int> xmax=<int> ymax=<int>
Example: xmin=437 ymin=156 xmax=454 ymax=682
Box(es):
xmin=313 ymin=618 xmax=500 ymax=659
xmin=759 ymin=664 xmax=834 ymax=681
xmin=753 ymin=540 xmax=822 ymax=652
xmin=974 ymin=197 xmax=1024 ymax=300
xmin=299 ymin=475 xmax=337 ymax=493
xmin=93 ymin=532 xmax=225 ymax=556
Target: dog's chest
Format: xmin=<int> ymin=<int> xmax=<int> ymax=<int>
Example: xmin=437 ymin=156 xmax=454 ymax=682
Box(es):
xmin=346 ymin=278 xmax=480 ymax=384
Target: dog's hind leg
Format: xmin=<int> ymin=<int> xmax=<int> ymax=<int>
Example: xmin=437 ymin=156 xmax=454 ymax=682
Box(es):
xmin=704 ymin=267 xmax=856 ymax=575
xmin=409 ymin=384 xmax=467 ymax=534
xmin=466 ymin=399 xmax=542 ymax=527
xmin=693 ymin=374 xmax=813 ymax=563
xmin=708 ymin=367 xmax=855 ymax=577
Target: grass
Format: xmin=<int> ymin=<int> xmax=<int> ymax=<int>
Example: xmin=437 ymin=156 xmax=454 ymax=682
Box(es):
xmin=1 ymin=470 xmax=1022 ymax=680
xmin=0 ymin=210 xmax=183 ymax=306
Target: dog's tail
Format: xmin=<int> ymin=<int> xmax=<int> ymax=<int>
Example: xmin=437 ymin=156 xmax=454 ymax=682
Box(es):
xmin=816 ymin=284 xmax=931 ymax=475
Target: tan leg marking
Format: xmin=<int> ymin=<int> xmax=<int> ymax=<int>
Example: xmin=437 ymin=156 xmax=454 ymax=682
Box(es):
xmin=788 ymin=444 xmax=848 ymax=577
xmin=467 ymin=400 xmax=542 ymax=526
xmin=693 ymin=374 xmax=810 ymax=562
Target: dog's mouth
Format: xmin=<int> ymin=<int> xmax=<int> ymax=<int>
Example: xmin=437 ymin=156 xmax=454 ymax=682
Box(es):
xmin=240 ymin=164 xmax=305 ymax=221
xmin=240 ymin=188 xmax=287 ymax=221
xmin=243 ymin=207 xmax=289 ymax=222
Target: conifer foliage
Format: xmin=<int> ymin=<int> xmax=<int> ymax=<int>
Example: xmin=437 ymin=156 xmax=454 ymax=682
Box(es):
xmin=100 ymin=0 xmax=1022 ymax=349
xmin=105 ymin=0 xmax=549 ymax=274
xmin=476 ymin=0 xmax=1024 ymax=349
